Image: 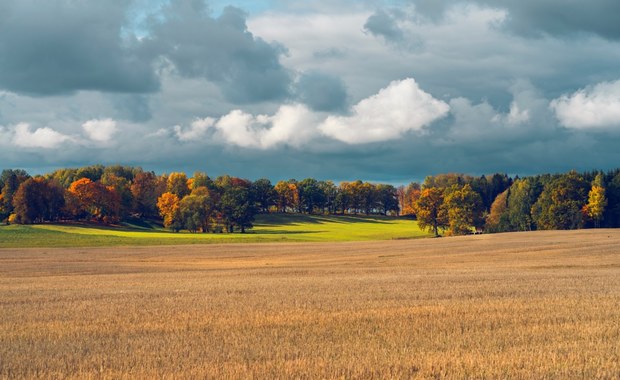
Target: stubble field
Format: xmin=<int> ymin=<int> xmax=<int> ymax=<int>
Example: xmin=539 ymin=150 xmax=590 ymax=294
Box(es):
xmin=1 ymin=229 xmax=620 ymax=378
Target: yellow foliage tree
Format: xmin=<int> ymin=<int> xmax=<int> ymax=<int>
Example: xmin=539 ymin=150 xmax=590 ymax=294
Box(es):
xmin=415 ymin=187 xmax=447 ymax=237
xmin=157 ymin=192 xmax=182 ymax=231
xmin=584 ymin=182 xmax=607 ymax=228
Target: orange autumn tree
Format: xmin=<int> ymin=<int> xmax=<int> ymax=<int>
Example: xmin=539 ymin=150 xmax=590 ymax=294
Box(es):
xmin=415 ymin=187 xmax=448 ymax=237
xmin=68 ymin=178 xmax=120 ymax=223
xmin=274 ymin=180 xmax=299 ymax=213
xmin=157 ymin=192 xmax=182 ymax=232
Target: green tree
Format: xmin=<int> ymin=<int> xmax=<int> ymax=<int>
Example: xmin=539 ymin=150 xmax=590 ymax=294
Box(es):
xmin=220 ymin=185 xmax=255 ymax=233
xmin=251 ymin=178 xmax=275 ymax=213
xmin=0 ymin=169 xmax=30 ymax=221
xmin=298 ymin=178 xmax=325 ymax=214
xmin=506 ymin=178 xmax=543 ymax=231
xmin=167 ymin=172 xmax=190 ymax=198
xmin=75 ymin=165 xmax=104 ymax=182
xmin=190 ymin=172 xmax=215 ymax=191
xmin=375 ymin=184 xmax=399 ymax=215
xmin=532 ymin=172 xmax=589 ymax=230
xmin=179 ymin=194 xmax=212 ymax=233
xmin=443 ymin=184 xmax=484 ymax=235
xmin=318 ymin=180 xmax=338 ymax=214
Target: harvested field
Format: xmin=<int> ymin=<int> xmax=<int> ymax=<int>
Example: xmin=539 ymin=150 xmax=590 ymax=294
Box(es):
xmin=1 ymin=229 xmax=620 ymax=378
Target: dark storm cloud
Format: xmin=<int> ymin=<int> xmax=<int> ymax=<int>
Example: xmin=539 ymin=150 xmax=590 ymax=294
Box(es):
xmin=363 ymin=9 xmax=404 ymax=42
xmin=0 ymin=0 xmax=158 ymax=96
xmin=143 ymin=0 xmax=292 ymax=103
xmin=294 ymin=72 xmax=348 ymax=112
xmin=408 ymin=0 xmax=620 ymax=40
xmin=110 ymin=94 xmax=152 ymax=122
xmin=0 ymin=0 xmax=292 ymax=104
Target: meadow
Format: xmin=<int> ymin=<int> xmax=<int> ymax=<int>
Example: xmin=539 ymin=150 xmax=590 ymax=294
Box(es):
xmin=1 ymin=229 xmax=619 ymax=378
xmin=0 ymin=213 xmax=428 ymax=248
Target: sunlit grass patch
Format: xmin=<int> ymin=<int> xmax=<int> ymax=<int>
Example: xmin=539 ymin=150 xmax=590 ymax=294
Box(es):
xmin=0 ymin=214 xmax=428 ymax=247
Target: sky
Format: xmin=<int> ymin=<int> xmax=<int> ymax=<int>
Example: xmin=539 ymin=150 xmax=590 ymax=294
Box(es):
xmin=1 ymin=0 xmax=620 ymax=183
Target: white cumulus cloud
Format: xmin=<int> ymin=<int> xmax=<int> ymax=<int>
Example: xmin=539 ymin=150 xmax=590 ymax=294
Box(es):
xmin=82 ymin=118 xmax=118 ymax=142
xmin=172 ymin=105 xmax=320 ymax=149
xmin=213 ymin=104 xmax=319 ymax=149
xmin=318 ymin=78 xmax=449 ymax=144
xmin=551 ymin=80 xmax=620 ymax=129
xmin=173 ymin=117 xmax=215 ymax=141
xmin=12 ymin=123 xmax=72 ymax=149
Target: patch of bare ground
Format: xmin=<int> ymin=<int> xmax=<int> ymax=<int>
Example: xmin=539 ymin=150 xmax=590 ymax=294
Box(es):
xmin=1 ymin=229 xmax=619 ymax=378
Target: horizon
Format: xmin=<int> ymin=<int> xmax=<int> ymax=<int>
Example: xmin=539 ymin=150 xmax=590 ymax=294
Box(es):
xmin=1 ymin=0 xmax=619 ymax=182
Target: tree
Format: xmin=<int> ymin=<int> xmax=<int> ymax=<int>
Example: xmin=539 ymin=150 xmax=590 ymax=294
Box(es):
xmin=101 ymin=173 xmax=133 ymax=219
xmin=583 ymin=174 xmax=607 ymax=228
xmin=443 ymin=184 xmax=484 ymax=235
xmin=359 ymin=182 xmax=377 ymax=215
xmin=398 ymin=182 xmax=421 ymax=216
xmin=167 ymin=172 xmax=190 ymax=198
xmin=179 ymin=194 xmax=213 ymax=233
xmin=318 ymin=180 xmax=337 ymax=214
xmin=274 ymin=180 xmax=299 ymax=213
xmin=603 ymin=171 xmax=620 ymax=227
xmin=157 ymin=192 xmax=182 ymax=232
xmin=251 ymin=178 xmax=275 ymax=213
xmin=131 ymin=171 xmax=162 ymax=218
xmin=415 ymin=187 xmax=448 ymax=236
xmin=75 ymin=165 xmax=104 ymax=182
xmin=507 ymin=178 xmax=538 ymax=231
xmin=12 ymin=178 xmax=65 ymax=224
xmin=191 ymin=172 xmax=215 ymax=191
xmin=220 ymin=185 xmax=255 ymax=233
xmin=375 ymin=184 xmax=399 ymax=215
xmin=298 ymin=178 xmax=325 ymax=214
xmin=485 ymin=189 xmax=510 ymax=233
xmin=47 ymin=168 xmax=78 ymax=188
xmin=532 ymin=171 xmax=589 ymax=230
xmin=68 ymin=178 xmax=120 ymax=223
xmin=0 ymin=169 xmax=30 ymax=221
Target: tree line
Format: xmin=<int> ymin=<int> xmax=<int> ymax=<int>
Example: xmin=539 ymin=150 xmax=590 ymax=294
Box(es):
xmin=0 ymin=165 xmax=617 ymax=235
xmin=399 ymin=171 xmax=616 ymax=236
xmin=0 ymin=165 xmax=399 ymax=233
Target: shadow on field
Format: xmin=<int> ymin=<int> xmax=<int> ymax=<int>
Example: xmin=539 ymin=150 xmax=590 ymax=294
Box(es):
xmin=254 ymin=213 xmax=393 ymax=227
xmin=247 ymin=230 xmax=323 ymax=235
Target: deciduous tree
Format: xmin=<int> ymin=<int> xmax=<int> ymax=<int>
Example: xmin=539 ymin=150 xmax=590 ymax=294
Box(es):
xmin=415 ymin=187 xmax=447 ymax=236
xmin=583 ymin=174 xmax=607 ymax=228
xmin=157 ymin=192 xmax=182 ymax=232
xmin=443 ymin=184 xmax=484 ymax=235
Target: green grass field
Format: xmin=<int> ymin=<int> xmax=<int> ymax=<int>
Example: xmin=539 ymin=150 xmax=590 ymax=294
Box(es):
xmin=0 ymin=213 xmax=428 ymax=248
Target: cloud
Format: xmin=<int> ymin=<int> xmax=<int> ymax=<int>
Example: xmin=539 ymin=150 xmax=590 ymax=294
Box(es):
xmin=364 ymin=9 xmax=405 ymax=42
xmin=294 ymin=72 xmax=348 ymax=112
xmin=551 ymin=80 xmax=620 ymax=129
xmin=174 ymin=117 xmax=216 ymax=141
xmin=12 ymin=123 xmax=72 ymax=148
xmin=213 ymin=104 xmax=319 ymax=149
xmin=173 ymin=104 xmax=320 ymax=149
xmin=82 ymin=119 xmax=118 ymax=142
xmin=144 ymin=2 xmax=291 ymax=103
xmin=408 ymin=0 xmax=620 ymax=40
xmin=319 ymin=78 xmax=449 ymax=144
xmin=0 ymin=1 xmax=158 ymax=95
